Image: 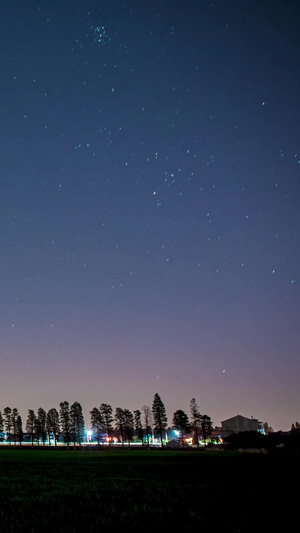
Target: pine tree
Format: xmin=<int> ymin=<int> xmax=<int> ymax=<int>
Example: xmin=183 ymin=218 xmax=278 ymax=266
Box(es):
xmin=100 ymin=403 xmax=114 ymax=444
xmin=201 ymin=414 xmax=213 ymax=444
xmin=190 ymin=398 xmax=202 ymax=447
xmin=34 ymin=418 xmax=41 ymax=446
xmin=26 ymin=410 xmax=36 ymax=447
xmin=70 ymin=401 xmax=85 ymax=446
xmin=90 ymin=407 xmax=104 ymax=445
xmin=11 ymin=408 xmax=21 ymax=445
xmin=0 ymin=411 xmax=3 ymax=439
xmin=172 ymin=409 xmax=190 ymax=447
xmin=152 ymin=393 xmax=168 ymax=447
xmin=46 ymin=408 xmax=60 ymax=446
xmin=142 ymin=405 xmax=152 ymax=448
xmin=123 ymin=409 xmax=134 ymax=446
xmin=37 ymin=408 xmax=47 ymax=445
xmin=16 ymin=415 xmax=23 ymax=445
xmin=134 ymin=410 xmax=143 ymax=444
xmin=59 ymin=401 xmax=71 ymax=446
xmin=3 ymin=407 xmax=12 ymax=444
xmin=115 ymin=407 xmax=125 ymax=446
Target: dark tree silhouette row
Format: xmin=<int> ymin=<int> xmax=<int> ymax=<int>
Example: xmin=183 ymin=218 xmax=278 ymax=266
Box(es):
xmin=0 ymin=402 xmax=84 ymax=447
xmin=0 ymin=395 xmax=212 ymax=447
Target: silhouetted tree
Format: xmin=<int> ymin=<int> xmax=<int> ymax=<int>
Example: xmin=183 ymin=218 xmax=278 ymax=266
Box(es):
xmin=26 ymin=410 xmax=36 ymax=446
xmin=172 ymin=409 xmax=190 ymax=447
xmin=190 ymin=398 xmax=202 ymax=447
xmin=16 ymin=415 xmax=23 ymax=445
xmin=34 ymin=418 xmax=42 ymax=446
xmin=46 ymin=412 xmax=51 ymax=445
xmin=115 ymin=407 xmax=126 ymax=446
xmin=3 ymin=407 xmax=12 ymax=444
xmin=201 ymin=414 xmax=213 ymax=444
xmin=152 ymin=393 xmax=168 ymax=447
xmin=0 ymin=410 xmax=3 ymax=436
xmin=134 ymin=410 xmax=143 ymax=444
xmin=142 ymin=405 xmax=152 ymax=448
xmin=37 ymin=408 xmax=47 ymax=445
xmin=59 ymin=401 xmax=71 ymax=446
xmin=11 ymin=408 xmax=21 ymax=445
xmin=46 ymin=408 xmax=60 ymax=446
xmin=296 ymin=422 xmax=300 ymax=430
xmin=90 ymin=407 xmax=104 ymax=445
xmin=100 ymin=403 xmax=114 ymax=445
xmin=124 ymin=409 xmax=134 ymax=446
xmin=263 ymin=422 xmax=274 ymax=435
xmin=70 ymin=401 xmax=85 ymax=446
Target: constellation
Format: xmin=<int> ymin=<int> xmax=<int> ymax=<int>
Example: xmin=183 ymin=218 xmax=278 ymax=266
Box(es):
xmin=91 ymin=25 xmax=111 ymax=46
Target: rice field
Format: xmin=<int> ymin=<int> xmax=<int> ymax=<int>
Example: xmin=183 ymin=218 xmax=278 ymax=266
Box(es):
xmin=0 ymin=448 xmax=297 ymax=532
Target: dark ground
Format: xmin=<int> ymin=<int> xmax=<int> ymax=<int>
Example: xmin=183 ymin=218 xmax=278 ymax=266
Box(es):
xmin=0 ymin=448 xmax=297 ymax=532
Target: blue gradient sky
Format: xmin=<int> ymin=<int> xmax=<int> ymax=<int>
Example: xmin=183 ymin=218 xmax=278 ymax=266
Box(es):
xmin=1 ymin=0 xmax=300 ymax=430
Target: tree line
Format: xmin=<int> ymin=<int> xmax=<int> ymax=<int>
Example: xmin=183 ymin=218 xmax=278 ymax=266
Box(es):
xmin=0 ymin=394 xmax=212 ymax=448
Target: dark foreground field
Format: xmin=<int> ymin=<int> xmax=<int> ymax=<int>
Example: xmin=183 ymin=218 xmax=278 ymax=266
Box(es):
xmin=0 ymin=448 xmax=297 ymax=532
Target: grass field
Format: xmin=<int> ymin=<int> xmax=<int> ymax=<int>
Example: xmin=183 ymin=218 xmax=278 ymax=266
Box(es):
xmin=0 ymin=448 xmax=297 ymax=532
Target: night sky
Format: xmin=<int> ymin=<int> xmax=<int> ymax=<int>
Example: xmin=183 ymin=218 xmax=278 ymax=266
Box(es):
xmin=1 ymin=0 xmax=299 ymax=431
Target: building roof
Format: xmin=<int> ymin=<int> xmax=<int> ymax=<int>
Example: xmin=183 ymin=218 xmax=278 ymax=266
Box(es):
xmin=221 ymin=414 xmax=259 ymax=424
